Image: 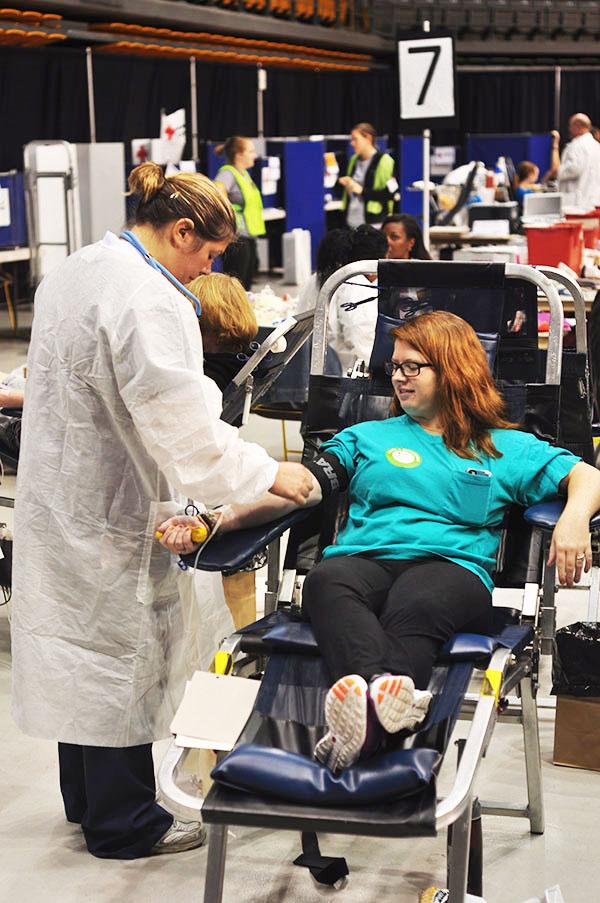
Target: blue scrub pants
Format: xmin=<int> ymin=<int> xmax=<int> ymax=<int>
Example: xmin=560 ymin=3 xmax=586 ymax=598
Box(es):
xmin=58 ymin=742 xmax=173 ymax=859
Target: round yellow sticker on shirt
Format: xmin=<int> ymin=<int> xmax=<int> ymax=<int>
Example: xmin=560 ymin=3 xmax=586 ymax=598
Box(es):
xmin=385 ymin=447 xmax=422 ymax=468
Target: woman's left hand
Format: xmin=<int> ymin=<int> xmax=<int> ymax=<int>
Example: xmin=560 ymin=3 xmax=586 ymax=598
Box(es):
xmin=548 ymin=512 xmax=592 ymax=587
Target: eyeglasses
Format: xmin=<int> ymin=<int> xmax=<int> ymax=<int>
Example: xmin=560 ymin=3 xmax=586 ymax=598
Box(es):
xmin=384 ymin=360 xmax=433 ymax=378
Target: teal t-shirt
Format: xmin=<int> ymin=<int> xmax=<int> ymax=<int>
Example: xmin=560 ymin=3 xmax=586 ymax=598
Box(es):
xmin=321 ymin=415 xmax=579 ymax=593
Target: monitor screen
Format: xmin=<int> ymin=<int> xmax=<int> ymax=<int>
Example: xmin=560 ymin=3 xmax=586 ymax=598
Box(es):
xmin=522 ymin=192 xmax=562 ymax=219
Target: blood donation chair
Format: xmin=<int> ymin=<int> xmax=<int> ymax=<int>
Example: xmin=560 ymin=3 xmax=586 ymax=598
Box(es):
xmin=159 ymin=261 xmax=599 ymax=902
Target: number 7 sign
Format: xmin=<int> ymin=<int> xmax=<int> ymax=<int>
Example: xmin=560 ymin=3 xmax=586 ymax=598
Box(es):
xmin=398 ymin=35 xmax=456 ymax=124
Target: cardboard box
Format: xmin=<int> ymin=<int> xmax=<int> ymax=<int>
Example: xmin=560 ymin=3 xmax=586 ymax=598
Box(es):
xmin=553 ymin=695 xmax=600 ymax=772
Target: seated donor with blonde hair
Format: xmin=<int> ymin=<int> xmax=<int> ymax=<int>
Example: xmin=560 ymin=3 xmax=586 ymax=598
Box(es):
xmin=158 ymin=311 xmax=600 ymax=774
xmin=187 ymin=272 xmax=258 ymax=390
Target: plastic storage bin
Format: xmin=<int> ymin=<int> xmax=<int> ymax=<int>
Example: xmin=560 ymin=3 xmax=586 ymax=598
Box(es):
xmin=526 ymin=222 xmax=584 ymax=272
xmin=565 ymin=211 xmax=600 ymax=250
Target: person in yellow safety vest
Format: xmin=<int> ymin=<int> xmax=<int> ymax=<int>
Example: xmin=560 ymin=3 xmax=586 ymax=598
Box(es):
xmin=339 ymin=122 xmax=396 ymax=227
xmin=215 ymin=137 xmax=266 ymax=290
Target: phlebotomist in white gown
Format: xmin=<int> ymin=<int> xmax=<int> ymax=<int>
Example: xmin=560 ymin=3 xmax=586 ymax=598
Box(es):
xmin=10 ymin=162 xmax=312 ymax=859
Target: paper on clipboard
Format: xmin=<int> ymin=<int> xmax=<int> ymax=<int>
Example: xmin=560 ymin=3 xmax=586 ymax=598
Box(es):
xmin=170 ymin=671 xmax=260 ymax=751
xmin=471 ymin=219 xmax=510 ymax=237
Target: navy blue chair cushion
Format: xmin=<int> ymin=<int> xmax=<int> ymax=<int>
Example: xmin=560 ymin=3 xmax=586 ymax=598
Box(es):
xmin=437 ymin=633 xmax=497 ymax=663
xmin=212 ymin=744 xmax=438 ymax=806
xmin=262 ymin=620 xmax=319 ymax=651
xmin=525 ymin=498 xmax=600 ymax=532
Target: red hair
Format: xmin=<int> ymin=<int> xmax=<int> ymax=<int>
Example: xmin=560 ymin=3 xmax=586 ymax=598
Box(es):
xmin=390 ymin=311 xmax=518 ymax=459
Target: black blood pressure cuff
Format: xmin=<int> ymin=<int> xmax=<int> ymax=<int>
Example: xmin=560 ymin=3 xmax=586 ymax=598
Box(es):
xmin=305 ymin=451 xmax=349 ymax=497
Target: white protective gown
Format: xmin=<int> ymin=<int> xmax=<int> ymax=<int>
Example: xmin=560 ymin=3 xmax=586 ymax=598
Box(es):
xmin=11 ymin=232 xmax=278 ymax=747
xmin=328 ymin=274 xmax=379 ymax=373
xmin=558 ymin=131 xmax=600 ymax=209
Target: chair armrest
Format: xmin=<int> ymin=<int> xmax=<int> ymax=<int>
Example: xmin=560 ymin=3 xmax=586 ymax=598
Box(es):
xmin=180 ymin=508 xmax=311 ymax=572
xmin=524 ymin=499 xmax=600 ymax=532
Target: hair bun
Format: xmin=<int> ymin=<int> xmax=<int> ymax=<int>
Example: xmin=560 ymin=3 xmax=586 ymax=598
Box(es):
xmin=128 ymin=162 xmax=165 ymax=203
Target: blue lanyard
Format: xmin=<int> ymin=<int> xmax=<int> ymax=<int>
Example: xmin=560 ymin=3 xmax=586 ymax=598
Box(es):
xmin=120 ymin=230 xmax=201 ymax=316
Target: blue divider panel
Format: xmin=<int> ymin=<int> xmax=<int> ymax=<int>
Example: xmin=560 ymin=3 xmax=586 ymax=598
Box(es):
xmin=206 ymin=142 xmax=220 ymax=179
xmin=527 ymin=134 xmax=553 ymax=174
xmin=399 ymin=135 xmax=424 ymax=220
xmin=0 ymin=172 xmax=27 ymax=248
xmin=466 ymin=133 xmax=552 ymax=176
xmin=326 ymin=138 xmax=350 ymax=202
xmin=283 ymin=140 xmax=325 ymax=266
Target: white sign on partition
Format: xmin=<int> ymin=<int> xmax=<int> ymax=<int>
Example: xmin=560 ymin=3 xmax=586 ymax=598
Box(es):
xmin=0 ymin=188 xmax=10 ymax=227
xmin=398 ymin=35 xmax=455 ymax=121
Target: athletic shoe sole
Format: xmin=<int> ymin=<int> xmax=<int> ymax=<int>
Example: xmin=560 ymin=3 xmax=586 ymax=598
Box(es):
xmin=370 ymin=674 xmax=416 ymax=734
xmin=317 ymin=674 xmax=369 ymax=773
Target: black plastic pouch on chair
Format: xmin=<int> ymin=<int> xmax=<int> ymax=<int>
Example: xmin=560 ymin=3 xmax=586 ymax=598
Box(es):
xmin=497 ymin=381 xmax=560 ymax=443
xmin=303 ymin=375 xmax=393 ymax=441
xmin=552 ymin=622 xmax=600 ymax=697
xmin=556 ymin=352 xmax=594 ymax=464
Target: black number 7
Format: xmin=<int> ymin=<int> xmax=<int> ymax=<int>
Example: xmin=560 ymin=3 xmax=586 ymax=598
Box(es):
xmin=407 ymin=45 xmax=441 ymax=105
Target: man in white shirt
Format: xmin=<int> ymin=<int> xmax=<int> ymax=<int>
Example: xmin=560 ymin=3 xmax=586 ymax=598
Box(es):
xmin=549 ymin=113 xmax=600 ymax=210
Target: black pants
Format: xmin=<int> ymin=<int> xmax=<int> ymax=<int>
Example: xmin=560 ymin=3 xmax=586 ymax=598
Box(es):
xmin=58 ymin=742 xmax=173 ymax=859
xmin=302 ymin=557 xmax=492 ymax=690
xmin=222 ymin=235 xmax=257 ymax=290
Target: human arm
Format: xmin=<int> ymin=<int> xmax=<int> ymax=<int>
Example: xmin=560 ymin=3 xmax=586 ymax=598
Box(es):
xmin=156 ymin=476 xmax=322 ymax=555
xmin=545 ymin=130 xmax=561 ymax=179
xmin=0 ymin=388 xmax=24 ymax=408
xmin=557 ymin=138 xmax=587 ymax=183
xmin=510 ymin=434 xmax=596 ymax=588
xmin=111 ymin=281 xmax=311 ymax=507
xmin=339 ymin=175 xmax=362 ymax=195
xmin=363 ymin=154 xmax=396 ymax=204
xmin=548 ymin=461 xmax=600 ymax=587
xmin=214 ymin=168 xmax=236 ymax=197
xmin=157 ymin=445 xmax=353 ymax=554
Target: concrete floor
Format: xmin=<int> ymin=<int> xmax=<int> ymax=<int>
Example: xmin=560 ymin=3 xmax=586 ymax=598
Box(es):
xmin=1 ymin=306 xmax=599 ymax=903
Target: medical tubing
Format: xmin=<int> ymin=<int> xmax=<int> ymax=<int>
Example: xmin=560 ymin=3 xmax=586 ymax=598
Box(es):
xmin=119 ymin=230 xmax=202 ymax=316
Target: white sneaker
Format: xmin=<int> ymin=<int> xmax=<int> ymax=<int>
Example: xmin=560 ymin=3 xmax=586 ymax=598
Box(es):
xmin=151 ymin=819 xmax=207 ymax=855
xmin=314 ymin=674 xmax=369 ymax=773
xmin=369 ymin=674 xmax=424 ymax=733
xmin=406 ymin=689 xmax=433 ymax=731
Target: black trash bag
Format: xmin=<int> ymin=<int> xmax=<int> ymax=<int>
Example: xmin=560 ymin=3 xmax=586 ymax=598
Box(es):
xmin=552 ymin=622 xmax=600 ymax=697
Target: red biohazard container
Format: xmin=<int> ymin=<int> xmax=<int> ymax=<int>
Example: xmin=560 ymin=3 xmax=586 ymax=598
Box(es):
xmin=526 ymin=222 xmax=584 ymax=273
xmin=565 ymin=211 xmax=600 ymax=250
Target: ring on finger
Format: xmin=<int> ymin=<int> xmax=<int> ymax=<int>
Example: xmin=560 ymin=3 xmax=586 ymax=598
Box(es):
xmin=576 ymin=553 xmax=586 ymax=561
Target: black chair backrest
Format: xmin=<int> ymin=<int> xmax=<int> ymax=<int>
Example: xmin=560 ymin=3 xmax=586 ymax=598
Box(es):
xmin=368 ymin=312 xmax=500 ymax=378
xmin=305 ymin=261 xmax=547 ymax=443
xmin=296 ymin=261 xmax=563 ymax=580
